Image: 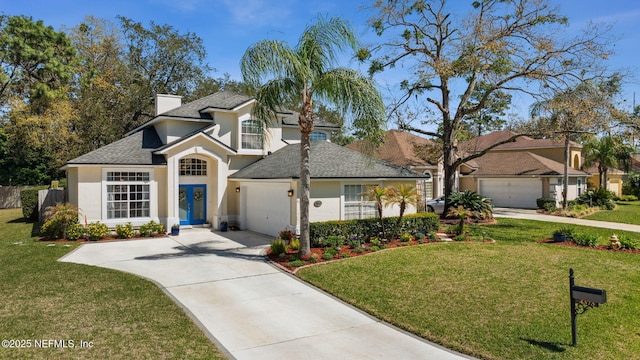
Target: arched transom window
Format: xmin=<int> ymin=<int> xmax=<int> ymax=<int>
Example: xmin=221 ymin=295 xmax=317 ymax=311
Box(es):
xmin=180 ymin=158 xmax=207 ymax=176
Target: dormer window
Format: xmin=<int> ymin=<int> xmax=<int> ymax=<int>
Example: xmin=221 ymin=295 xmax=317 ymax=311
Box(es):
xmin=241 ymin=120 xmax=263 ymax=149
xmin=310 ymin=131 xmax=328 ymax=141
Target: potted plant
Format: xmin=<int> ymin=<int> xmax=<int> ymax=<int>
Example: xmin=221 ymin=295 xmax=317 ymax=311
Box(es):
xmin=552 ymin=227 xmax=569 ymax=242
xmin=171 ymin=224 xmax=180 ymax=236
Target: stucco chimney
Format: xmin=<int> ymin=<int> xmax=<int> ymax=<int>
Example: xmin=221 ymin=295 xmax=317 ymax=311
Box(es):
xmin=155 ymin=94 xmax=182 ymax=115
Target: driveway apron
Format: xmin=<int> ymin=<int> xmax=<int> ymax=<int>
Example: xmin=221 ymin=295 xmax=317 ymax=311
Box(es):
xmin=60 ymin=228 xmax=471 ymax=360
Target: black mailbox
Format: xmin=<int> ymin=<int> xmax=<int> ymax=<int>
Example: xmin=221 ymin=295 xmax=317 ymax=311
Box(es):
xmin=572 ymin=285 xmax=607 ymax=305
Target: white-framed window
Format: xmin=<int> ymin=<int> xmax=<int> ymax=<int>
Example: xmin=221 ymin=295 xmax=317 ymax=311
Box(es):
xmin=106 ymin=171 xmax=151 ymax=219
xmin=577 ymin=178 xmax=582 ymax=196
xmin=310 ymin=131 xmax=328 ymax=141
xmin=344 ymin=184 xmax=376 ymax=220
xmin=180 ymin=158 xmax=207 ymax=176
xmin=241 ymin=120 xmax=263 ymax=149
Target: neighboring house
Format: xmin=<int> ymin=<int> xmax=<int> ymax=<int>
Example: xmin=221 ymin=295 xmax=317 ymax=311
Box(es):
xmin=346 ymin=130 xmax=442 ymax=208
xmin=457 ymin=131 xmax=590 ymax=208
xmin=63 ymin=91 xmax=427 ymax=236
xmin=583 ymin=165 xmax=625 ymax=197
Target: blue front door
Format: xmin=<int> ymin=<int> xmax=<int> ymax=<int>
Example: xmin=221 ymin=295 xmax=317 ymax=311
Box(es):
xmin=179 ymin=185 xmax=206 ymax=225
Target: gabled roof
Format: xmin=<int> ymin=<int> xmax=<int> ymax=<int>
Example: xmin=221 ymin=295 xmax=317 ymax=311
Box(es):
xmin=66 ymin=126 xmax=166 ymax=166
xmin=229 ymin=141 xmax=429 ymax=180
xmin=153 ymin=125 xmax=237 ymax=155
xmin=346 ymin=130 xmax=438 ymax=167
xmin=463 ymin=152 xmax=590 ymax=177
xmin=459 ymin=130 xmax=582 ymax=154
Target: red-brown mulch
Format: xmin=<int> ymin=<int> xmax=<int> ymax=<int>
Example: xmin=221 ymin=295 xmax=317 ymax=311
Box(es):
xmin=539 ymin=239 xmax=640 ymax=254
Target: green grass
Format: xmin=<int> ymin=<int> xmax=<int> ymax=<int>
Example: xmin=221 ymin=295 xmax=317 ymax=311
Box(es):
xmin=298 ymin=218 xmax=640 ymax=360
xmin=583 ymin=201 xmax=640 ymax=225
xmin=0 ymin=208 xmax=225 ymax=360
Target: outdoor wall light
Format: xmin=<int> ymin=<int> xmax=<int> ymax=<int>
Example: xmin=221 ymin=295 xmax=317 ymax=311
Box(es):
xmin=235 ymin=187 xmax=240 ymax=193
xmin=287 ymin=189 xmax=294 ymax=197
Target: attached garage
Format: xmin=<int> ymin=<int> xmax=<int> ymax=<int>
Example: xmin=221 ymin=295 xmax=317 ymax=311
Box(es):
xmin=478 ymin=178 xmax=542 ymax=209
xmin=243 ymin=182 xmax=292 ymax=237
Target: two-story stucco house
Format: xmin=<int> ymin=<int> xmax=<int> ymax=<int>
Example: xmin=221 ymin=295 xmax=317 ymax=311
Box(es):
xmin=62 ymin=91 xmax=428 ymax=236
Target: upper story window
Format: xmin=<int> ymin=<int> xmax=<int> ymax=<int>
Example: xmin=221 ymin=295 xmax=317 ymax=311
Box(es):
xmin=310 ymin=131 xmax=328 ymax=141
xmin=241 ymin=120 xmax=264 ymax=150
xmin=180 ymin=158 xmax=207 ymax=176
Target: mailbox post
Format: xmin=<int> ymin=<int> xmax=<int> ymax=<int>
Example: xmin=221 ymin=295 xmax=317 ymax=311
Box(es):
xmin=569 ymin=268 xmax=607 ymax=346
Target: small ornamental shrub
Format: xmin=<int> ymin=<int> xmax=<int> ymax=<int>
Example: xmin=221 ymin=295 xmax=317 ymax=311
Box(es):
xmin=66 ymin=223 xmax=85 ymax=240
xmin=325 ymin=235 xmax=345 ymax=249
xmin=116 ymin=222 xmax=136 ymax=239
xmin=454 ymin=234 xmax=467 ymax=241
xmin=289 ymin=238 xmax=301 ymax=251
xmin=287 ymin=260 xmax=305 ymax=267
xmin=347 ymin=237 xmax=361 ymax=249
xmin=370 ymin=245 xmax=380 ymax=252
xmin=307 ymin=253 xmax=319 ymax=263
xmin=572 ymin=233 xmax=599 ymax=247
xmin=20 ymin=186 xmax=49 ymax=221
xmin=400 ymin=233 xmax=412 ymax=242
xmin=352 ymin=246 xmax=363 ymax=253
xmin=87 ymin=222 xmax=109 ymax=241
xmin=536 ymin=197 xmax=557 ymax=211
xmin=414 ymin=232 xmax=426 ymax=243
xmin=270 ymin=239 xmax=286 ymax=256
xmin=618 ymin=236 xmax=640 ymax=250
xmin=40 ymin=217 xmax=64 ymax=240
xmin=428 ymin=232 xmax=438 ymax=242
xmin=322 ymin=248 xmax=337 ymax=260
xmin=448 ymin=190 xmax=494 ymax=219
xmin=618 ymin=195 xmax=638 ymax=201
xmin=279 ymin=229 xmax=295 ymax=241
xmin=139 ymin=220 xmax=164 ymax=237
xmin=341 ymin=252 xmax=351 ymax=258
xmin=577 ymin=188 xmax=616 ymax=210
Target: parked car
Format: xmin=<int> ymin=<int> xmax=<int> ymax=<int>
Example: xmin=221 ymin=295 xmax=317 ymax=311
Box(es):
xmin=426 ymin=196 xmax=446 ymax=214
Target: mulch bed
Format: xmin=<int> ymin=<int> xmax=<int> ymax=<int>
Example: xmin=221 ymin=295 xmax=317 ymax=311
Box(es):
xmin=540 ymin=239 xmax=640 ymax=254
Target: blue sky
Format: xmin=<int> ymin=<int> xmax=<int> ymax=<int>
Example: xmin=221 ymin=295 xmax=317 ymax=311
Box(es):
xmin=3 ymin=0 xmax=640 ymax=122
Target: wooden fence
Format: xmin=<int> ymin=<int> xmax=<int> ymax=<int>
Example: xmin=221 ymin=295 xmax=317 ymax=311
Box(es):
xmin=38 ymin=189 xmax=67 ymax=223
xmin=0 ymin=186 xmax=29 ymax=209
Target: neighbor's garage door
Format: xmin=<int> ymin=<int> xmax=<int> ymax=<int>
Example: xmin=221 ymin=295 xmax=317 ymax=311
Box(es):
xmin=478 ymin=178 xmax=541 ymax=209
xmin=245 ymin=183 xmax=291 ymax=237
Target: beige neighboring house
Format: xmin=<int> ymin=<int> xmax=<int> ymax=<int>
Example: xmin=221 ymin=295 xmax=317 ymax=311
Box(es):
xmin=457 ymin=131 xmax=590 ymax=208
xmin=583 ymin=165 xmax=625 ymax=197
xmin=346 ymin=130 xmax=442 ymax=208
xmin=62 ymin=91 xmax=427 ymax=236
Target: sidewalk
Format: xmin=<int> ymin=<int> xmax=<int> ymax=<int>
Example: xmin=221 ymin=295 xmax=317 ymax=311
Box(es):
xmin=60 ymin=229 xmax=473 ymax=360
xmin=493 ymin=207 xmax=640 ymax=233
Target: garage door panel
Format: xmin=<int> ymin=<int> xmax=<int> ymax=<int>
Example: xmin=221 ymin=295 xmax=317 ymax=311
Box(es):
xmin=479 ymin=178 xmax=541 ymax=209
xmin=246 ymin=183 xmax=290 ymax=237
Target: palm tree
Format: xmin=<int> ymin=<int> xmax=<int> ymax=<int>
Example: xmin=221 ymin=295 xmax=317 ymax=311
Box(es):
xmin=241 ymin=17 xmax=386 ymax=255
xmin=387 ymin=184 xmax=421 ymax=238
xmin=363 ymin=185 xmax=390 ymax=239
xmin=582 ymin=136 xmax=635 ymax=189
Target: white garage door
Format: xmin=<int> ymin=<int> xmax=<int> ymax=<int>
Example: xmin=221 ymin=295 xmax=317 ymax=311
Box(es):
xmin=479 ymin=178 xmax=542 ymax=209
xmin=245 ymin=183 xmax=291 ymax=237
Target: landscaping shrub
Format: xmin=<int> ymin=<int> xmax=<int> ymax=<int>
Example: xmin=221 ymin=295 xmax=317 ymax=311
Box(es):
xmin=536 ymin=197 xmax=556 ymax=210
xmin=40 ymin=216 xmax=64 ymax=240
xmin=279 ymin=229 xmax=295 ymax=241
xmin=139 ymin=220 xmax=164 ymax=237
xmin=270 ymin=239 xmax=286 ymax=256
xmin=66 ymin=223 xmax=85 ymax=240
xmin=572 ymin=233 xmax=599 ymax=247
xmin=577 ymin=188 xmax=616 ymax=210
xmin=618 ymin=236 xmax=640 ymax=250
xmin=322 ymin=248 xmax=337 ymax=260
xmin=347 ymin=237 xmax=362 ymax=249
xmin=617 ymin=194 xmax=638 ymax=202
xmin=87 ymin=222 xmax=109 ymax=241
xmin=287 ymin=260 xmax=305 ymax=267
xmin=289 ymin=238 xmax=300 ymax=251
xmin=414 ymin=232 xmax=426 ymax=243
xmin=309 ymin=213 xmax=439 ymax=245
xmin=324 ymin=235 xmax=345 ymax=249
xmin=116 ymin=222 xmax=136 ymax=239
xmin=448 ymin=190 xmax=493 ymax=219
xmin=20 ymin=186 xmax=49 ymax=221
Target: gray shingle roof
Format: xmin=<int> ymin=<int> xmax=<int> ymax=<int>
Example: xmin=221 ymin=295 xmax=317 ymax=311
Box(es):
xmin=229 ymin=141 xmax=428 ymax=179
xmin=67 ymin=127 xmax=166 ymax=165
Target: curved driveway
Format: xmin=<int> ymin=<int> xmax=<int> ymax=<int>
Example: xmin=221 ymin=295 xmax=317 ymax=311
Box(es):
xmin=60 ymin=229 xmax=472 ymax=360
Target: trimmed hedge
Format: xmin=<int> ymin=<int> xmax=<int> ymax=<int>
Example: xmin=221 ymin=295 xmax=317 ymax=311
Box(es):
xmin=310 ymin=213 xmax=439 ymax=247
xmin=536 ymin=197 xmax=556 ymax=211
xmin=20 ymin=186 xmax=49 ymax=221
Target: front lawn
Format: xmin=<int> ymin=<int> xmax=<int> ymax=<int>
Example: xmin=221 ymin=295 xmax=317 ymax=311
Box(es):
xmin=0 ymin=208 xmax=224 ymax=360
xmin=297 ymin=219 xmax=640 ymax=360
xmin=583 ymin=201 xmax=640 ymax=225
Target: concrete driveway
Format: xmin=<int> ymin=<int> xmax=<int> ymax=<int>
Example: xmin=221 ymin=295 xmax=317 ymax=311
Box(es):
xmin=60 ymin=229 xmax=472 ymax=360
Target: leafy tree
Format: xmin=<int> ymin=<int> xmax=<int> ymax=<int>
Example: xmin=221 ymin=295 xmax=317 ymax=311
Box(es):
xmin=582 ymin=135 xmax=636 ymax=190
xmin=530 ymin=77 xmax=621 ymax=208
xmin=462 ymin=81 xmax=511 ymax=138
xmin=0 ymin=15 xmax=77 ymax=112
xmin=241 ymin=16 xmax=387 ymax=254
xmin=361 ymin=0 xmax=613 ymax=212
